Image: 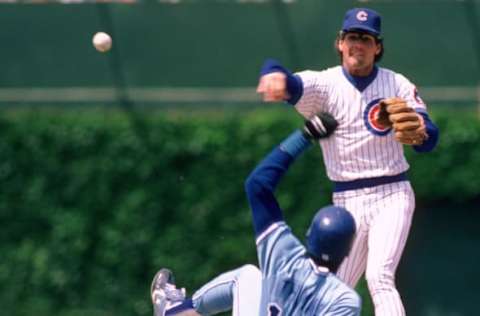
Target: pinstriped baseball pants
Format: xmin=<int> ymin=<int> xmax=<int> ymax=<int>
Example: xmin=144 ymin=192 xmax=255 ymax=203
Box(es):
xmin=335 ymin=181 xmax=415 ymax=316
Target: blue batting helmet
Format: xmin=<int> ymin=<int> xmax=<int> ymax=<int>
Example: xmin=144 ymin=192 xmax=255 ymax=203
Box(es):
xmin=306 ymin=205 xmax=356 ymax=272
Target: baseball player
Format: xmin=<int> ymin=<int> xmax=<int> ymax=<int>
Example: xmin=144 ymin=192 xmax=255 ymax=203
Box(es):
xmin=151 ymin=114 xmax=361 ymax=316
xmin=256 ymin=7 xmax=440 ymax=316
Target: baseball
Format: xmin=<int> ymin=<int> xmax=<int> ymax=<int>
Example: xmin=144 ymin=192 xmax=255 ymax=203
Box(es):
xmin=92 ymin=32 xmax=112 ymax=53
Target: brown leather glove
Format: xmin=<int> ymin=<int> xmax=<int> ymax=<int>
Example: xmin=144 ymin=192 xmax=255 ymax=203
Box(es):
xmin=377 ymin=97 xmax=428 ymax=145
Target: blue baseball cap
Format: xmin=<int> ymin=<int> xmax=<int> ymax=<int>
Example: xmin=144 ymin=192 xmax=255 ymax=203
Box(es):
xmin=342 ymin=8 xmax=382 ymax=37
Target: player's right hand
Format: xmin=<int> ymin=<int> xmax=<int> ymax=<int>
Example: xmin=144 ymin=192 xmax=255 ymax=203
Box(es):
xmin=256 ymin=72 xmax=290 ymax=102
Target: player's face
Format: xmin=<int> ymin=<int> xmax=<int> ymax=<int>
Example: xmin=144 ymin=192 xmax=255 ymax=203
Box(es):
xmin=338 ymin=32 xmax=381 ymax=76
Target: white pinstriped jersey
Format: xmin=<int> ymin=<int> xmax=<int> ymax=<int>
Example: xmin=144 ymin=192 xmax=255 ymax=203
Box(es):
xmin=294 ymin=66 xmax=427 ymax=181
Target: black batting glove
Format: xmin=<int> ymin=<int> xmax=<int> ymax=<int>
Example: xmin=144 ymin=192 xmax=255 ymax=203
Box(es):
xmin=303 ymin=112 xmax=338 ymax=140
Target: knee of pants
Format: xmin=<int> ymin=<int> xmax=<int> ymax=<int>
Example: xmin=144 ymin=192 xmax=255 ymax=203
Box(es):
xmin=238 ymin=264 xmax=262 ymax=282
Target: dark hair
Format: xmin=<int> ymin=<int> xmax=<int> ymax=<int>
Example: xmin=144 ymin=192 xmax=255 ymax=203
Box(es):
xmin=334 ymin=31 xmax=384 ymax=63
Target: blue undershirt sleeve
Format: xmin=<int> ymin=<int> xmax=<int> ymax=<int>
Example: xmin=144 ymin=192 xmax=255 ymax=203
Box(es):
xmin=413 ymin=111 xmax=439 ymax=152
xmin=245 ymin=130 xmax=312 ymax=237
xmin=259 ymin=58 xmax=304 ymax=105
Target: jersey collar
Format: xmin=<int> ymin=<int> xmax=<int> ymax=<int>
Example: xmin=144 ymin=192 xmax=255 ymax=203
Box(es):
xmin=342 ymin=65 xmax=378 ymax=92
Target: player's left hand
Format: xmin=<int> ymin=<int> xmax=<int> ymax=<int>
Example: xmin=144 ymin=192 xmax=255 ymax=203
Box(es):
xmin=377 ymin=98 xmax=428 ymax=145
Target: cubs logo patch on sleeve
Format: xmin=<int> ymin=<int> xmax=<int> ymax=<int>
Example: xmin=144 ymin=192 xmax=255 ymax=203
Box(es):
xmin=413 ymin=87 xmax=425 ymax=105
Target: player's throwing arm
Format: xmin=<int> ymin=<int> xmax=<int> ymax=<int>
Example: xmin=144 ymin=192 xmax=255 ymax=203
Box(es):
xmin=256 ymin=72 xmax=289 ymax=102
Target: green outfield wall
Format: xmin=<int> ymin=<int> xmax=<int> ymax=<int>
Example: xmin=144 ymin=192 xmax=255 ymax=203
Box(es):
xmin=0 ymin=1 xmax=478 ymax=93
xmin=0 ymin=108 xmax=477 ymax=316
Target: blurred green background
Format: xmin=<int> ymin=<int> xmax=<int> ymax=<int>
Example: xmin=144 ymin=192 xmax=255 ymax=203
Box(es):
xmin=0 ymin=1 xmax=479 ymax=316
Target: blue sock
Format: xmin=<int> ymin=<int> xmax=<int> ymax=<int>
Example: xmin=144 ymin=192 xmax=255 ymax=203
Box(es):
xmin=166 ymin=298 xmax=194 ymax=315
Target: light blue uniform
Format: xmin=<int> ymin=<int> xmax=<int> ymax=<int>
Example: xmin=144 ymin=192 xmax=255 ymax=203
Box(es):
xmin=244 ymin=130 xmax=361 ymax=315
xmin=184 ymin=131 xmax=361 ymax=316
xmin=256 ymin=222 xmax=360 ymax=316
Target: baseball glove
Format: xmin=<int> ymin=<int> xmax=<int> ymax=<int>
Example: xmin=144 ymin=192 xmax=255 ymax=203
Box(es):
xmin=377 ymin=98 xmax=428 ymax=145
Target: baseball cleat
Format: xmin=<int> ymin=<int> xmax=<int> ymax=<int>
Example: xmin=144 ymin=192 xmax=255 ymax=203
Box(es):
xmin=151 ymin=268 xmax=186 ymax=316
